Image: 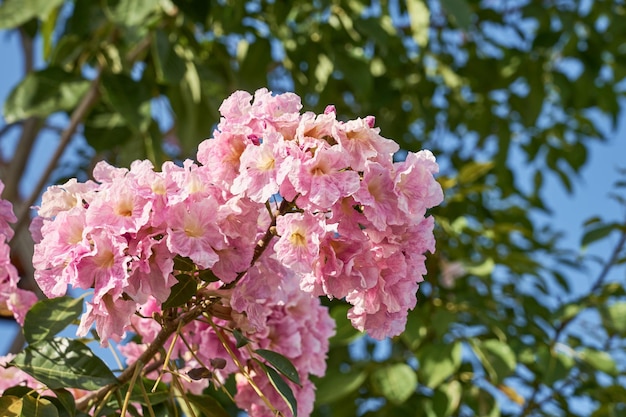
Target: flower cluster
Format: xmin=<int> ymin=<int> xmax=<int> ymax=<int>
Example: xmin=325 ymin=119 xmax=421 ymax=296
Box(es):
xmin=0 ymin=180 xmax=37 ymax=325
xmin=31 ymin=88 xmax=443 ymax=416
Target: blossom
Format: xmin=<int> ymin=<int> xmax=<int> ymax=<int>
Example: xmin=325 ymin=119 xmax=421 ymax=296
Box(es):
xmin=274 ymin=213 xmax=327 ymax=273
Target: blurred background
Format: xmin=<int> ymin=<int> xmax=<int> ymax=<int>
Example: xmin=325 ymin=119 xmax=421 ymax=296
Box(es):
xmin=1 ymin=1 xmax=626 ymax=416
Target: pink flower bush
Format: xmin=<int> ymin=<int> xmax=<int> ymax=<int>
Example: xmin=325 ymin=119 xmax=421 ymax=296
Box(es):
xmin=30 ymin=88 xmax=443 ymax=416
xmin=0 ymin=180 xmax=37 ymax=325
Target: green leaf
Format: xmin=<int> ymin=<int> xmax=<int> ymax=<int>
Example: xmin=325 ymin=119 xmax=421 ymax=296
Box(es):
xmin=370 ymin=363 xmax=417 ymax=405
xmin=11 ymin=337 xmax=117 ymax=390
xmin=101 ymin=72 xmax=152 ymax=133
xmin=23 ymin=296 xmax=83 ymax=344
xmin=152 ymin=29 xmax=187 ymax=85
xmin=255 ymin=349 xmax=301 ymax=386
xmin=186 ymin=394 xmax=231 ymax=417
xmin=20 ymin=395 xmax=59 ymax=417
xmin=602 ymin=302 xmax=626 ymax=335
xmin=417 ymin=342 xmax=462 ymax=388
xmin=581 ymin=223 xmax=619 ymax=248
xmin=314 ymin=368 xmax=367 ymax=404
xmin=578 ymin=348 xmax=618 ymax=376
xmin=0 ymin=0 xmax=64 ymax=29
xmin=329 ymin=304 xmax=362 ymax=347
xmin=0 ymin=396 xmax=23 ymax=417
xmin=162 ymin=274 xmax=197 ymax=309
xmin=83 ymin=104 xmax=134 ymax=151
xmin=50 ymin=389 xmax=76 ymax=417
xmin=406 ymin=0 xmax=430 ymax=47
xmin=440 ymin=0 xmax=472 ymax=29
xmin=107 ymin=0 xmax=159 ymax=26
xmin=3 ymin=67 xmax=90 ymax=122
xmin=458 ymin=161 xmax=494 ymax=184
xmin=232 ymin=329 xmax=250 ymax=348
xmin=262 ymin=363 xmax=298 ymax=417
xmin=472 ymin=339 xmax=517 ymax=383
xmin=433 ymin=381 xmax=462 ymax=417
xmin=173 ymin=255 xmax=196 ymax=272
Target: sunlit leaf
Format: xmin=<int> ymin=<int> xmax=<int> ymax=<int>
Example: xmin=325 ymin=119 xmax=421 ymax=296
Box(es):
xmin=23 ymin=296 xmax=83 ymax=344
xmin=370 ymin=363 xmax=417 ymax=405
xmin=0 ymin=0 xmax=64 ymax=29
xmin=11 ymin=337 xmax=117 ymax=390
xmin=417 ymin=342 xmax=462 ymax=388
xmin=0 ymin=396 xmax=22 ymax=417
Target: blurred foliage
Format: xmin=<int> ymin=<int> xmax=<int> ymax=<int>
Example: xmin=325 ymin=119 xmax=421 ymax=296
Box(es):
xmin=1 ymin=0 xmax=626 ymax=416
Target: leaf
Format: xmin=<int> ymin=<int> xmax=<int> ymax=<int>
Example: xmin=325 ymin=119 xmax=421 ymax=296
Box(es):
xmin=473 ymin=339 xmax=517 ymax=383
xmin=162 ymin=274 xmax=197 ymax=309
xmin=173 ymin=255 xmax=196 ymax=272
xmin=83 ymin=104 xmax=134 ymax=151
xmin=255 ymin=349 xmax=301 ymax=386
xmin=314 ymin=368 xmax=367 ymax=404
xmin=0 ymin=0 xmax=64 ymax=29
xmin=581 ymin=223 xmax=619 ymax=248
xmin=329 ymin=304 xmax=362 ymax=347
xmin=101 ymin=72 xmax=152 ymax=133
xmin=232 ymin=329 xmax=250 ymax=348
xmin=440 ymin=0 xmax=472 ymax=29
xmin=50 ymin=389 xmax=76 ymax=417
xmin=406 ymin=0 xmax=430 ymax=47
xmin=578 ymin=348 xmax=618 ymax=376
xmin=458 ymin=161 xmax=494 ymax=184
xmin=11 ymin=337 xmax=117 ymax=390
xmin=0 ymin=396 xmax=23 ymax=417
xmin=3 ymin=67 xmax=90 ymax=122
xmin=263 ymin=363 xmax=298 ymax=417
xmin=152 ymin=29 xmax=187 ymax=85
xmin=23 ymin=296 xmax=83 ymax=344
xmin=20 ymin=395 xmax=59 ymax=417
xmin=602 ymin=302 xmax=626 ymax=335
xmin=107 ymin=0 xmax=159 ymax=26
xmin=417 ymin=342 xmax=462 ymax=388
xmin=433 ymin=380 xmax=462 ymax=416
xmin=370 ymin=363 xmax=417 ymax=405
xmin=186 ymin=394 xmax=231 ymax=417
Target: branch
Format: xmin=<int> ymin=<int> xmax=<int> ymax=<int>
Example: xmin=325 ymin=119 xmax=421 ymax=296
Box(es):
xmin=12 ymin=70 xmax=102 ymax=236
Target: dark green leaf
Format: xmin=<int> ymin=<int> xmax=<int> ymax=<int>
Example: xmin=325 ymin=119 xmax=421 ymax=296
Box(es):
xmin=162 ymin=274 xmax=197 ymax=309
xmin=11 ymin=337 xmax=117 ymax=390
xmin=433 ymin=381 xmax=462 ymax=417
xmin=329 ymin=304 xmax=362 ymax=347
xmin=50 ymin=389 xmax=76 ymax=417
xmin=173 ymin=255 xmax=195 ymax=272
xmin=262 ymin=363 xmax=298 ymax=417
xmin=582 ymin=223 xmax=619 ymax=248
xmin=370 ymin=363 xmax=417 ymax=405
xmin=255 ymin=349 xmax=301 ymax=386
xmin=24 ymin=296 xmax=83 ymax=344
xmin=152 ymin=29 xmax=187 ymax=85
xmin=186 ymin=393 xmax=231 ymax=417
xmin=101 ymin=72 xmax=152 ymax=133
xmin=440 ymin=0 xmax=472 ymax=29
xmin=232 ymin=329 xmax=250 ymax=348
xmin=4 ymin=67 xmax=90 ymax=122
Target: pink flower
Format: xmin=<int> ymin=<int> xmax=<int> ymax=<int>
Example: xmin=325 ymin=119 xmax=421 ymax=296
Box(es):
xmin=166 ymin=200 xmax=226 ymax=269
xmin=353 ymin=161 xmax=402 ymax=230
xmin=77 ymin=294 xmax=137 ymax=345
xmin=287 ymin=145 xmax=360 ymax=209
xmin=394 ymin=150 xmax=444 ymax=218
xmin=274 ymin=213 xmax=326 ymax=273
xmin=332 ymin=117 xmax=399 ymax=171
xmin=231 ymin=132 xmax=286 ymax=202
